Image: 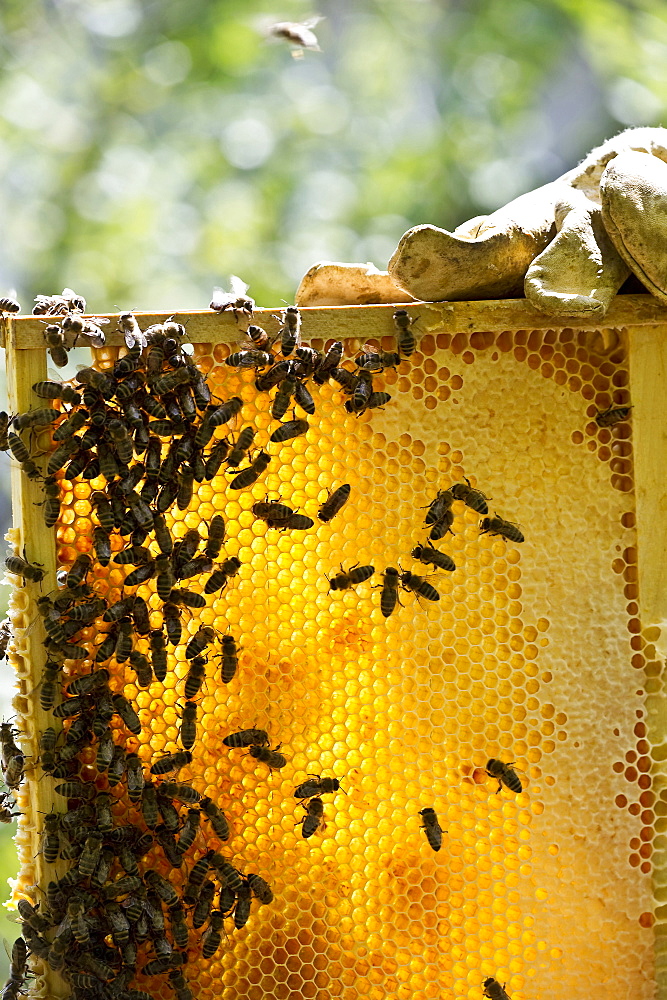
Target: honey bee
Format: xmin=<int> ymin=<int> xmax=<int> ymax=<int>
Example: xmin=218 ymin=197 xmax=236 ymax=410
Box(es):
xmin=66 ymin=553 xmax=92 ymax=588
xmin=246 ymin=872 xmax=273 ymax=904
xmin=226 ymin=349 xmax=273 ymax=370
xmin=595 ymin=404 xmax=632 ymax=427
xmin=220 ymin=633 xmax=238 ymax=683
xmin=7 ymin=431 xmax=31 ymax=465
xmin=294 ymin=775 xmax=341 ymax=800
xmin=328 ymin=563 xmax=374 ymax=590
xmin=205 ymin=556 xmax=241 ymax=593
xmin=51 ymin=408 xmax=87 ymax=440
xmin=163 ymin=601 xmax=184 ymax=645
xmin=200 ymin=795 xmax=230 ymax=840
xmin=450 ymin=476 xmax=489 ymax=514
xmin=318 ymin=483 xmax=351 ymax=522
xmin=272 ymin=377 xmax=296 ymax=420
xmin=479 ymin=516 xmax=524 ymax=543
xmin=419 ymin=807 xmax=443 ymax=851
xmin=160 ymin=781 xmax=201 ymax=804
xmin=77 ymin=833 xmax=103 ymax=877
xmin=393 ymin=308 xmax=416 ymax=356
xmin=0 ymin=620 xmax=12 ymax=661
xmin=483 ymin=978 xmax=511 ymax=1000
xmin=107 ymin=418 xmax=134 ymax=464
xmin=103 ymin=874 xmax=143 ymax=899
xmin=312 ymin=340 xmax=343 ymax=384
xmin=223 ymin=727 xmax=269 ymax=748
xmin=229 ymin=450 xmax=270 ymax=490
xmin=42 ymin=811 xmax=61 ymax=863
xmin=0 ymin=297 xmax=20 ymax=315
xmin=112 ymin=693 xmax=141 ymax=735
xmin=410 ymin=541 xmax=456 ymax=572
xmin=380 ymin=566 xmax=401 ymax=617
xmin=43 ymin=324 xmax=68 ymax=367
xmin=269 ymin=418 xmax=309 ymax=443
xmin=277 ymin=305 xmax=302 ymax=356
xmin=293 ymin=379 xmax=315 ymax=415
xmin=249 ymin=743 xmax=287 ymax=770
xmin=485 ymin=758 xmax=526 ymax=795
xmin=185 ymin=626 xmax=215 ymax=660
xmin=298 ymin=796 xmax=324 ymax=838
xmin=169 ymin=902 xmax=190 ymax=950
xmin=32 ymin=380 xmax=81 ymax=404
xmin=355 ymin=347 xmax=400 ymax=372
xmin=14 ymin=407 xmax=62 ymax=430
xmin=210 ymin=855 xmax=244 ymax=892
xmin=399 ymin=570 xmax=440 ymax=604
xmin=233 ymin=881 xmax=252 ymax=929
xmin=346 ymin=370 xmax=372 ymax=413
xmin=175 ymin=806 xmax=201 ymax=854
xmin=183 ymin=655 xmax=207 ymax=699
xmin=5 ymin=553 xmax=45 ymax=584
xmin=202 ymin=910 xmax=224 ymax=958
xmin=204 ymin=514 xmax=225 ymax=559
xmin=227 ymin=426 xmax=256 ymax=467
xmin=179 ymin=700 xmax=198 ymax=750
xmin=210 ymin=276 xmax=255 ymax=320
xmin=183 ymin=850 xmax=213 ymax=903
xmin=424 ymin=488 xmax=455 ymax=527
xmin=0 ymin=412 xmax=9 ymax=452
xmin=150 ymin=750 xmax=193 ymax=775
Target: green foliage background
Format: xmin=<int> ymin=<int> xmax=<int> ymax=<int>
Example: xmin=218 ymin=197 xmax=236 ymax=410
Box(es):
xmin=0 ymin=0 xmax=665 ymax=980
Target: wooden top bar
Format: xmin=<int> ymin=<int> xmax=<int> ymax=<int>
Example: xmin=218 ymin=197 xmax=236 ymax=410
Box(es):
xmin=2 ymin=293 xmax=667 ymax=348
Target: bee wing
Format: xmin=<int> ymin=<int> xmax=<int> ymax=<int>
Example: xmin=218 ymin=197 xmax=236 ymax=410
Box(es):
xmin=229 ymin=275 xmax=250 ymax=297
xmin=513 ymin=766 xmax=530 ymax=789
xmin=210 ymin=287 xmax=233 ymax=308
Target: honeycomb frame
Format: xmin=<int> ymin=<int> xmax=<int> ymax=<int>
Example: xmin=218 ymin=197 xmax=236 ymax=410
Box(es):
xmin=2 ymin=294 xmax=666 ymax=1000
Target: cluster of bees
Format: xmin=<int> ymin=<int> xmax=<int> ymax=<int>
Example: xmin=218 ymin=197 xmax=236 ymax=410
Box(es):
xmin=0 ymin=285 xmax=549 ymax=1000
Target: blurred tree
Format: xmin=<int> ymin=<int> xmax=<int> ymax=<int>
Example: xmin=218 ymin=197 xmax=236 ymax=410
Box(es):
xmin=0 ymin=0 xmax=663 ymax=312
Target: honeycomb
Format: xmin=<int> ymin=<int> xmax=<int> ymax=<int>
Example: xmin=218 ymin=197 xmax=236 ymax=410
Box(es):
xmin=3 ymin=306 xmax=656 ymax=1000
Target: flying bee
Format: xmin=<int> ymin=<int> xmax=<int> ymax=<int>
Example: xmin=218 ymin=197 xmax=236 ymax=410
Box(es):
xmin=411 ymin=541 xmax=456 ymax=572
xmin=450 ymin=476 xmax=489 ymax=514
xmin=393 ymin=308 xmax=416 ymax=355
xmin=224 ymin=728 xmax=269 ymax=748
xmin=210 ymin=276 xmax=255 ymax=321
xmin=483 ymin=978 xmax=511 ymax=1000
xmin=479 ymin=515 xmax=524 ymax=543
xmin=380 ymin=566 xmax=401 ymax=617
xmin=227 ymin=426 xmax=255 ymax=468
xmin=328 ymin=563 xmax=374 ymax=591
xmin=43 ymin=324 xmax=68 ymax=367
xmin=229 ymin=450 xmax=271 ymax=490
xmin=485 ymin=758 xmax=527 ymax=795
xmin=399 ymin=570 xmax=440 ymax=604
xmin=220 ymin=633 xmax=238 ymax=684
xmin=269 ymin=417 xmax=309 ymax=443
xmin=268 ymin=15 xmax=323 ymax=54
xmin=277 ymin=305 xmax=301 ymax=356
xmin=595 ymin=404 xmax=632 ymax=427
xmin=150 ymin=750 xmax=193 ymax=775
xmin=298 ymin=796 xmax=324 ymax=838
xmin=318 ymin=483 xmax=351 ymax=522
xmin=249 ymin=743 xmax=287 ymax=770
xmin=5 ymin=553 xmax=45 ymax=584
xmin=419 ymin=807 xmax=443 ymax=851
xmin=204 ymin=514 xmax=225 ymax=559
xmin=294 ymin=775 xmax=341 ymax=800
xmin=180 ymin=700 xmax=198 ymax=750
